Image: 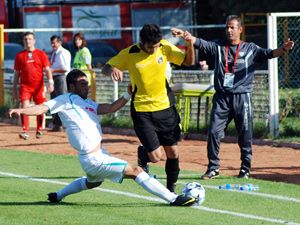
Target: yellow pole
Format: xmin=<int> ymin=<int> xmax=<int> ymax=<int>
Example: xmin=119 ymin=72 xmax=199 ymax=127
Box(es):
xmin=90 ymin=70 xmax=96 ymax=101
xmin=0 ymin=24 xmax=4 ymax=107
xmin=240 ymin=13 xmax=245 ymax=41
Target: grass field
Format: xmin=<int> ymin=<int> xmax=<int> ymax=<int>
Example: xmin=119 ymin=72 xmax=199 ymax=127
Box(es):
xmin=0 ymin=149 xmax=299 ymax=225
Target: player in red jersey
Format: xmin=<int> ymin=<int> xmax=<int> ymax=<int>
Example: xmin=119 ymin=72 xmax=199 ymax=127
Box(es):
xmin=13 ymin=32 xmax=54 ymax=140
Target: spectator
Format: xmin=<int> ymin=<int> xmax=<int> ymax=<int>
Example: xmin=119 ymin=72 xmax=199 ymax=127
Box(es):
xmin=172 ymin=15 xmax=294 ymax=179
xmin=49 ymin=35 xmax=71 ymax=132
xmin=13 ymin=31 xmax=54 ymax=140
xmin=102 ymin=24 xmax=195 ymax=192
xmin=72 ymin=32 xmax=93 ymax=86
xmin=8 ymin=69 xmax=196 ymax=207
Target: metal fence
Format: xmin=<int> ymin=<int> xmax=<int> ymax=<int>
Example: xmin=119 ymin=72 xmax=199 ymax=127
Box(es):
xmin=276 ymin=15 xmax=300 ymax=88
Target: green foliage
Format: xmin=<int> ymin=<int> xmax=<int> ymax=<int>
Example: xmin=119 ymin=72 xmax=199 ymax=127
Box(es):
xmin=279 ymin=117 xmax=300 ymax=137
xmin=279 ymin=88 xmax=300 ymax=118
xmin=101 ymin=114 xmax=133 ymax=128
xmin=0 ymin=92 xmax=18 ymax=118
xmin=172 ymin=119 xmax=268 ymax=139
xmin=0 ymin=105 xmax=10 ymax=117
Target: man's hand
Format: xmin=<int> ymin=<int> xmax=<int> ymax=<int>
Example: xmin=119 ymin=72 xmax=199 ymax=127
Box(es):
xmin=47 ymin=80 xmax=54 ymax=93
xmin=110 ymin=67 xmax=124 ymax=82
xmin=283 ymin=38 xmax=295 ymax=51
xmin=171 ymin=28 xmax=196 ymax=45
xmin=171 ymin=28 xmax=185 ymax=37
xmin=7 ymin=108 xmax=22 ymax=118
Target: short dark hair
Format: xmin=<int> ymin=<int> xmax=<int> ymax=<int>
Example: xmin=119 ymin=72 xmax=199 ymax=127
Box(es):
xmin=226 ymin=15 xmax=242 ymax=27
xmin=50 ymin=35 xmax=61 ymax=42
xmin=140 ymin=24 xmax=162 ymax=45
xmin=66 ymin=69 xmax=87 ymax=91
xmin=23 ymin=32 xmax=35 ymax=39
xmin=73 ymin=32 xmax=87 ymax=49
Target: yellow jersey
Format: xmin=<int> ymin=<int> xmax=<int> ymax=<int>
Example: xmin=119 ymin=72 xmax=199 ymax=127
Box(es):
xmin=107 ymin=39 xmax=185 ymax=112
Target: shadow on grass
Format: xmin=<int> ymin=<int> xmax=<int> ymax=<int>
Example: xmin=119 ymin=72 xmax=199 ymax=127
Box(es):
xmin=0 ymin=176 xmax=80 ymax=179
xmin=251 ymin=173 xmax=300 ymax=184
xmin=0 ymin=142 xmax=69 ymax=148
xmin=0 ymin=201 xmax=165 ymax=207
xmin=0 ymin=201 xmax=76 ymax=206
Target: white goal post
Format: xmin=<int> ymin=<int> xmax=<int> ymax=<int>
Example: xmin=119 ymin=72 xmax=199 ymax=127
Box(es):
xmin=267 ymin=12 xmax=300 ymax=138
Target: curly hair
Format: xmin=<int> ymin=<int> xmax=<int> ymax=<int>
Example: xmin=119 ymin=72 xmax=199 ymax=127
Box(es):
xmin=140 ymin=24 xmax=163 ymax=45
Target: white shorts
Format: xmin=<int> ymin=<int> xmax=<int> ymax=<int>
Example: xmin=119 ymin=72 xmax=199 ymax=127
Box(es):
xmin=78 ymin=148 xmax=128 ymax=183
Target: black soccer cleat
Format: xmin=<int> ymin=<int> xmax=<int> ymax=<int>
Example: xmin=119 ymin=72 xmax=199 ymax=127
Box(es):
xmin=170 ymin=195 xmax=196 ymax=206
xmin=47 ymin=192 xmax=61 ymax=203
xmin=200 ymin=169 xmax=219 ymax=180
xmin=237 ymin=169 xmax=250 ymax=179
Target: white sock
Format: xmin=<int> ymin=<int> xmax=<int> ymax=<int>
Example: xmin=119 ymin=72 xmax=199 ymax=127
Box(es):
xmin=56 ymin=177 xmax=88 ymax=200
xmin=135 ymin=171 xmax=177 ymax=203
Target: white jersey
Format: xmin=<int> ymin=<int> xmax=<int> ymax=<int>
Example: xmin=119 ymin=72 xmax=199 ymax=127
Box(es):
xmin=45 ymin=93 xmax=102 ymax=154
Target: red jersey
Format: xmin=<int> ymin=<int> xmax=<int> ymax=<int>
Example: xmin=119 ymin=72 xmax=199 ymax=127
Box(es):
xmin=14 ymin=49 xmax=50 ymax=85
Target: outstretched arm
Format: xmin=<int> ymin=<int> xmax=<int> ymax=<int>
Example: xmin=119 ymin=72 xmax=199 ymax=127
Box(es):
xmin=171 ymin=28 xmax=196 ymax=66
xmin=272 ymin=38 xmax=295 ymax=57
xmin=97 ymin=84 xmax=132 ymax=115
xmin=8 ymin=104 xmax=49 ymax=118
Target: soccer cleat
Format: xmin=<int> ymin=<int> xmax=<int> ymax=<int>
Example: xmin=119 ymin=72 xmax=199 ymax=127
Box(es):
xmin=200 ymin=169 xmax=219 ymax=180
xmin=36 ymin=131 xmax=43 ymax=139
xmin=137 ymin=145 xmax=149 ymax=173
xmin=19 ymin=132 xmax=29 ymax=140
xmin=170 ymin=195 xmax=196 ymax=206
xmin=47 ymin=192 xmax=61 ymax=203
xmin=237 ymin=169 xmax=250 ymax=179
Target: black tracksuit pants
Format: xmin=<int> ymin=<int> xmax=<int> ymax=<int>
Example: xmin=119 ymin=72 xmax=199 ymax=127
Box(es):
xmin=207 ymin=92 xmax=253 ymax=172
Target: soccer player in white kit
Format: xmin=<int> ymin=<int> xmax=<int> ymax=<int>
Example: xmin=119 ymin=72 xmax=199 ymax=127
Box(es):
xmin=8 ymin=69 xmax=195 ymax=206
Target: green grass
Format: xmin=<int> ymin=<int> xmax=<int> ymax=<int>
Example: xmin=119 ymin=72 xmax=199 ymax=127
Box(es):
xmin=0 ymin=150 xmax=299 ymax=225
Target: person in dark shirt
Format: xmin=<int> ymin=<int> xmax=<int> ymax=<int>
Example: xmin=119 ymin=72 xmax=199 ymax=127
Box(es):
xmin=172 ymin=15 xmax=294 ymax=179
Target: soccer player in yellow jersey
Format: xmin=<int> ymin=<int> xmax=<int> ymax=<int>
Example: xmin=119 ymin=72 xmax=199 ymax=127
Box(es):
xmin=102 ymin=24 xmax=194 ymax=192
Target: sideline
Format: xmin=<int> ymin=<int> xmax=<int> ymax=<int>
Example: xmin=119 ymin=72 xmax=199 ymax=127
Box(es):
xmin=0 ymin=171 xmax=299 ymax=225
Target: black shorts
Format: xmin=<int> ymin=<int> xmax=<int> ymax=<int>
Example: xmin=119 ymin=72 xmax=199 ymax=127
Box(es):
xmin=131 ymin=106 xmax=181 ymax=152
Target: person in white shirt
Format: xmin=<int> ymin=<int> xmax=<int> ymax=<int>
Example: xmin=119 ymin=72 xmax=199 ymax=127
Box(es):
xmin=8 ymin=69 xmax=196 ymax=206
xmin=49 ymin=35 xmax=71 ymax=131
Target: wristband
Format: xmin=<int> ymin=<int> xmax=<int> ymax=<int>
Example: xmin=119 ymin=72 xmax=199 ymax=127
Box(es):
xmin=48 ymin=79 xmax=54 ymax=85
xmin=122 ymin=92 xmax=131 ymax=101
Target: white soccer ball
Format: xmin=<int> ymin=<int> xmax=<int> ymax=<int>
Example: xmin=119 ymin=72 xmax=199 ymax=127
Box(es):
xmin=182 ymin=182 xmax=205 ymax=205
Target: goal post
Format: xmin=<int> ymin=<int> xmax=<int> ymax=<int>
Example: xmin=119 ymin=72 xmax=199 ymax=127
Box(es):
xmin=267 ymin=12 xmax=300 ymax=138
xmin=0 ymin=24 xmax=4 ymax=107
xmin=267 ymin=13 xmax=279 ymax=138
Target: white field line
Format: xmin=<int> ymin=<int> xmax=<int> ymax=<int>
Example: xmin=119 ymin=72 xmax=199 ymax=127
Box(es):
xmin=1 ymin=171 xmax=300 ymax=225
xmin=153 ymin=174 xmax=300 ymax=203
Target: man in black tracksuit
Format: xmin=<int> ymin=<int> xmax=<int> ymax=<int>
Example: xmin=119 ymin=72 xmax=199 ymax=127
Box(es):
xmin=172 ymin=15 xmax=294 ymax=179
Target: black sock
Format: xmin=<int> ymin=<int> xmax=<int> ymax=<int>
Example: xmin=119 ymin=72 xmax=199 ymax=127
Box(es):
xmin=138 ymin=145 xmax=150 ymax=164
xmin=165 ymin=158 xmax=180 ymax=191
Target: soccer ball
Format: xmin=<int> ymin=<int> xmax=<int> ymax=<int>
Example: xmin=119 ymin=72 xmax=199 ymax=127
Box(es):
xmin=182 ymin=182 xmax=205 ymax=205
